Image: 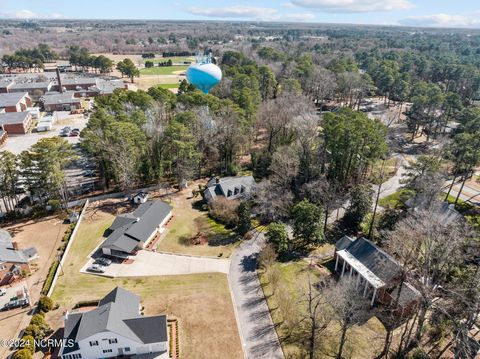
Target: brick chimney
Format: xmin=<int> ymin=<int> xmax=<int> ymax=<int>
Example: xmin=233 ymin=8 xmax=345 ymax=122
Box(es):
xmin=56 ymin=67 xmax=63 ymax=93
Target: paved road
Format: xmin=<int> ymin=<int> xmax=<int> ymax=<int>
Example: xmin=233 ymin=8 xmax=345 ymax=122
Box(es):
xmin=81 ymin=250 xmax=230 ymax=277
xmin=328 ymin=154 xmax=409 ymax=224
xmin=228 ymin=234 xmax=284 ymax=359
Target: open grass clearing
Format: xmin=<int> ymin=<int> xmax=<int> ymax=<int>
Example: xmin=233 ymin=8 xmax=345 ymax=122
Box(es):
xmin=140 ymin=65 xmax=189 ymax=76
xmin=259 ymin=261 xmax=387 ymax=358
xmin=48 ymin=200 xmax=243 ymax=359
xmin=144 ymin=56 xmax=195 ymax=64
xmin=156 ymin=190 xmax=241 ymax=258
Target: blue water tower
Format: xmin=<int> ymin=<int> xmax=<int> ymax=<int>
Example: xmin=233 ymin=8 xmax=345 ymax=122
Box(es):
xmin=186 ymin=54 xmax=222 ymax=94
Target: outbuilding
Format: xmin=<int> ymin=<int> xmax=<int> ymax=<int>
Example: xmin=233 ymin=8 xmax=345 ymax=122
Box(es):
xmin=0 ymin=111 xmax=32 ymax=134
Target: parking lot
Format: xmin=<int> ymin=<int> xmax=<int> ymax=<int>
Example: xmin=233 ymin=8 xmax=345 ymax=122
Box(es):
xmin=0 ymin=112 xmax=88 ymax=155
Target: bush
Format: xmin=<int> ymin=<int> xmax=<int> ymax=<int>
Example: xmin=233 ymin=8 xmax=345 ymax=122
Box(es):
xmin=20 ymin=335 xmax=35 ymax=354
xmin=47 ymin=199 xmax=61 ymax=211
xmin=13 ymin=349 xmax=32 ymax=359
xmin=236 ymin=201 xmax=252 ymax=236
xmin=41 ymin=260 xmax=59 ymax=295
xmin=38 ymin=296 xmax=53 ymax=312
xmin=208 ymin=198 xmax=239 ymax=228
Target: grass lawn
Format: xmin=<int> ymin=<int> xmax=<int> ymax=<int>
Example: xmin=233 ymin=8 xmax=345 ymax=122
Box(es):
xmin=378 ymin=188 xmax=415 ymax=208
xmin=49 ymin=201 xmax=243 ymax=359
xmin=444 ymin=193 xmax=475 ymax=213
xmin=145 ymin=57 xmax=195 ymax=64
xmin=155 ymin=83 xmax=179 ymax=89
xmin=156 ymin=191 xmax=241 ymax=257
xmin=140 ymin=65 xmax=189 ymax=76
xmin=259 ymin=261 xmax=386 ymax=358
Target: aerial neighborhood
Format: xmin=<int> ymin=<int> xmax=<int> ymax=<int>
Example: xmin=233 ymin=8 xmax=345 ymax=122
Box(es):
xmin=0 ymin=5 xmax=479 ymax=359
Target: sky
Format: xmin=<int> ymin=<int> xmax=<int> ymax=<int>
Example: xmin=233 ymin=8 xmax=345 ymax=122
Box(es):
xmin=0 ymin=0 xmax=479 ymax=28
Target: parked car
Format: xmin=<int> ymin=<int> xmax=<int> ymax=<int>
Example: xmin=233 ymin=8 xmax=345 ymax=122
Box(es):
xmin=83 ymin=170 xmax=96 ymax=177
xmin=1 ymin=298 xmax=29 ymax=311
xmin=69 ymin=131 xmax=79 ymax=137
xmin=87 ymin=264 xmax=105 ymax=273
xmin=95 ymin=257 xmax=112 ymax=266
xmin=59 ymin=131 xmax=69 ymax=137
xmin=0 ymin=288 xmax=6 ymax=296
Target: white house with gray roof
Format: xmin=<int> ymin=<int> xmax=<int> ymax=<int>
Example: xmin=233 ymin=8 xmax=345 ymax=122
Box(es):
xmin=204 ymin=176 xmax=255 ymax=203
xmin=59 ymin=287 xmax=168 ymax=359
xmin=100 ymin=201 xmax=172 ymax=258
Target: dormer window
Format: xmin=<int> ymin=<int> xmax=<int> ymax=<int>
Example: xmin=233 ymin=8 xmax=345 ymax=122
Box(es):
xmin=234 ymin=187 xmax=239 ymax=195
xmin=227 ymin=189 xmax=232 ymax=197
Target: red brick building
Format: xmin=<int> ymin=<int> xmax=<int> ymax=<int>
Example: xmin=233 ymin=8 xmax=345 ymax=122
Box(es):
xmin=0 ymin=92 xmax=32 ymax=112
xmin=0 ymin=111 xmax=33 ymax=134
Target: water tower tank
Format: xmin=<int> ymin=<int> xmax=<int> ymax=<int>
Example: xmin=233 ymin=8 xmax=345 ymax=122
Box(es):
xmin=186 ymin=55 xmax=222 ymax=94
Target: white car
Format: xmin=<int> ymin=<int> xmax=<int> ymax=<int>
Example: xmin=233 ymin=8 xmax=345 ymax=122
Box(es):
xmin=87 ymin=264 xmax=105 ymax=273
xmin=0 ymin=288 xmax=6 ymax=296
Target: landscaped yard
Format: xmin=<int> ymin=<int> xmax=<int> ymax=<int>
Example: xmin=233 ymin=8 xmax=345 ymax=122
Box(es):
xmin=259 ymin=261 xmax=387 ymax=358
xmin=144 ymin=56 xmax=194 ymax=64
xmin=369 ymin=157 xmax=400 ymax=185
xmin=156 ymin=190 xmax=241 ymax=257
xmin=140 ymin=65 xmax=189 ymax=76
xmin=378 ymin=188 xmax=415 ymax=208
xmin=48 ymin=200 xmax=243 ymax=359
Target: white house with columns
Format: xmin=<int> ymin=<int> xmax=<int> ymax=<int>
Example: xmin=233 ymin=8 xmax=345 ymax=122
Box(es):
xmin=334 ymin=236 xmax=420 ymax=313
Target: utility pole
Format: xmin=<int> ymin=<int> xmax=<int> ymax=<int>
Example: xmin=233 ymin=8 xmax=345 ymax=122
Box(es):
xmin=369 ymin=157 xmax=386 ymax=239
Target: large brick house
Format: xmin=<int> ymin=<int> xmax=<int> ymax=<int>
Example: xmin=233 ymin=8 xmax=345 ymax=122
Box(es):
xmin=0 ymin=230 xmax=38 ymax=286
xmin=0 ymin=92 xmax=32 ymax=113
xmin=41 ymin=92 xmax=83 ymax=112
xmin=334 ymin=236 xmax=421 ymax=316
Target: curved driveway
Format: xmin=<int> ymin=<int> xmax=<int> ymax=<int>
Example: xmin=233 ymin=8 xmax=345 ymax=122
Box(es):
xmin=228 ymin=233 xmax=284 ymax=359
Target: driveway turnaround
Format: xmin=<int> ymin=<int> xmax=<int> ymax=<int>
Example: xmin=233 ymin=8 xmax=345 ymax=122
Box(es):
xmin=81 ymin=250 xmax=230 ymax=277
xmin=229 ymin=234 xmax=284 ymax=359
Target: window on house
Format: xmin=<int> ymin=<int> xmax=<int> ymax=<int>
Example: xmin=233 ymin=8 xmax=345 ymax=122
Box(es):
xmin=103 ymin=349 xmax=113 ymax=353
xmin=240 ymin=186 xmax=245 ymax=193
xmin=89 ymin=340 xmax=99 ymax=346
xmin=234 ymin=187 xmax=239 ymax=195
xmin=227 ymin=189 xmax=232 ymax=197
xmin=108 ymin=338 xmax=118 ymax=344
xmin=124 ymin=347 xmax=131 ymax=352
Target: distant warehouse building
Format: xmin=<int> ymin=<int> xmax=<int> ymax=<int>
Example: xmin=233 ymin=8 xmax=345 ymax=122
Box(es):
xmin=41 ymin=92 xmax=82 ymax=112
xmin=9 ymin=81 xmax=53 ymax=98
xmin=0 ymin=111 xmax=32 ymax=134
xmin=0 ymin=92 xmax=32 ymax=113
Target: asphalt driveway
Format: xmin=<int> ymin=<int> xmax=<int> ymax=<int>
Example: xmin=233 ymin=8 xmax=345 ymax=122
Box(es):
xmin=228 ymin=233 xmax=284 ymax=359
xmin=81 ymin=250 xmax=230 ymax=277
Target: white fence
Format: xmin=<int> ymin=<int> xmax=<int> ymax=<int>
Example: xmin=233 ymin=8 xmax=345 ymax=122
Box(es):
xmin=47 ymin=199 xmax=90 ymax=297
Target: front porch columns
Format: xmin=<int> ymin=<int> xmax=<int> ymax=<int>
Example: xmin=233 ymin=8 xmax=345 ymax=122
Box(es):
xmin=356 ymin=273 xmax=361 ymax=289
xmin=371 ymin=288 xmax=377 ymax=307
xmin=363 ymin=281 xmax=369 ymax=297
xmin=335 ymin=255 xmax=339 ymax=271
xmin=341 ymin=259 xmax=346 ymax=277
xmin=349 ymin=266 xmax=354 ymax=278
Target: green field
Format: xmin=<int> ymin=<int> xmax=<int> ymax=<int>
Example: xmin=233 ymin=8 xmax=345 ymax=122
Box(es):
xmin=140 ymin=65 xmax=189 ymax=75
xmin=156 ymin=83 xmax=180 ymax=89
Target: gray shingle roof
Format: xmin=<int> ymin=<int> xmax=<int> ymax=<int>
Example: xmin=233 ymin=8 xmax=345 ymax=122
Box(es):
xmin=0 ymin=111 xmax=30 ymax=125
xmin=62 ymin=287 xmax=168 ymax=354
xmin=10 ymin=82 xmax=52 ymax=91
xmin=335 ymin=235 xmax=354 ymax=251
xmin=100 ymin=201 xmax=172 ymax=254
xmin=337 ymin=237 xmax=400 ymax=284
xmin=0 ymin=92 xmax=28 ymax=107
xmin=390 ymin=282 xmax=421 ymax=308
xmin=204 ymin=176 xmax=255 ymax=201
